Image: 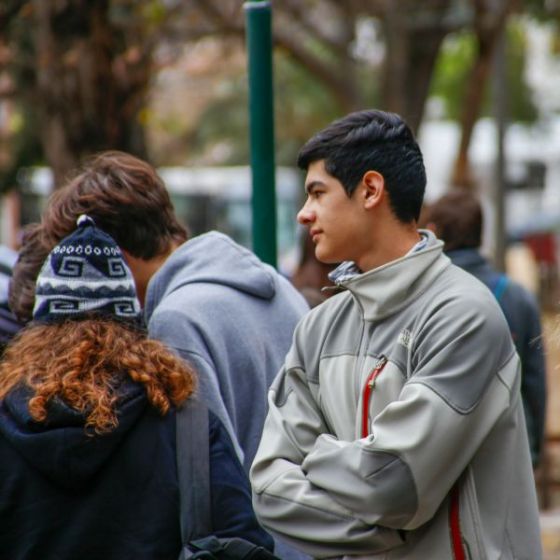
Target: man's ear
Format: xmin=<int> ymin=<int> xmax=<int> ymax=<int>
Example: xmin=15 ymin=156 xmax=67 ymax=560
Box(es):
xmin=361 ymin=170 xmax=385 ymax=210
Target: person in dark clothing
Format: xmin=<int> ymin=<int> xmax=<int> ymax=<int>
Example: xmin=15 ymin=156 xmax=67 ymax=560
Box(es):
xmin=422 ymin=189 xmax=547 ymax=467
xmin=0 ymin=215 xmax=272 ymax=560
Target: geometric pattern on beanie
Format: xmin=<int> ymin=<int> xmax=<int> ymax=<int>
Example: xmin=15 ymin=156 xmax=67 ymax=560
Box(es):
xmin=43 ymin=297 xmax=139 ymax=317
xmin=107 ymin=258 xmax=127 ymax=277
xmin=113 ymin=301 xmax=139 ymax=316
xmin=49 ymin=299 xmax=80 ymax=313
xmin=32 ymin=214 xmax=142 ymax=324
xmin=58 ymin=256 xmax=85 ymax=277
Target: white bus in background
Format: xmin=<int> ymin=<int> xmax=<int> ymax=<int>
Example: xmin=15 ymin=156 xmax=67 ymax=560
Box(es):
xmin=15 ymin=165 xmax=305 ymax=275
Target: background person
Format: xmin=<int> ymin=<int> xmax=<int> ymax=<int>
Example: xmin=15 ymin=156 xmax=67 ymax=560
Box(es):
xmin=0 ymin=242 xmax=23 ymax=352
xmin=290 ymin=228 xmax=337 ymax=308
xmin=8 ymin=223 xmax=49 ymax=324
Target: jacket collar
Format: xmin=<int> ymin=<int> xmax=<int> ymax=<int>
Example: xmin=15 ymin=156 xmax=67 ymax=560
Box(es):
xmin=333 ymin=230 xmax=450 ymax=321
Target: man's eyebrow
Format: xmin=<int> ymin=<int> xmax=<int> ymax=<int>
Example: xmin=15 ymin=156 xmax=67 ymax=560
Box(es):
xmin=305 ymin=180 xmax=325 ymax=194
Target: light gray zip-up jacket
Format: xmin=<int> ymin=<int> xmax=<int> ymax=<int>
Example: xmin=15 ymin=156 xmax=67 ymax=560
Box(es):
xmin=250 ymin=232 xmax=541 ymax=559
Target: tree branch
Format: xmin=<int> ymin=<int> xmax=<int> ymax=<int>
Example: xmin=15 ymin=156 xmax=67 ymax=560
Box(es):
xmin=452 ymin=0 xmax=516 ymax=187
xmin=189 ymin=0 xmax=244 ymax=35
xmin=275 ymin=0 xmax=352 ymax=58
xmin=274 ymin=27 xmax=362 ymax=112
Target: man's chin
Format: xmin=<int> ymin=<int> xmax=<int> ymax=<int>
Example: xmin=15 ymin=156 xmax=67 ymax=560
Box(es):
xmin=315 ymin=248 xmax=339 ymax=265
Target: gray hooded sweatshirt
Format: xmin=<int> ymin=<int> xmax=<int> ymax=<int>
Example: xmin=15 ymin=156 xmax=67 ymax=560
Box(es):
xmin=144 ymin=231 xmax=309 ymax=472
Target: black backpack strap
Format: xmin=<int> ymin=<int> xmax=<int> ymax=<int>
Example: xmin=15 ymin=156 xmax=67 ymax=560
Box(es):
xmin=186 ymin=537 xmax=279 ymax=560
xmin=219 ymin=538 xmax=279 ymax=560
xmin=177 ymin=403 xmax=279 ymax=560
xmin=176 ymin=397 xmax=212 ymax=547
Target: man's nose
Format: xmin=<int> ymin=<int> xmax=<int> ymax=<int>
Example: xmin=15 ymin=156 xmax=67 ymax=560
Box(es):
xmin=297 ymin=201 xmax=315 ymax=225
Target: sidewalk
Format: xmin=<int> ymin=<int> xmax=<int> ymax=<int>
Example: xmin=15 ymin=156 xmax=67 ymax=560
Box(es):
xmin=542 ymin=509 xmax=560 ymax=559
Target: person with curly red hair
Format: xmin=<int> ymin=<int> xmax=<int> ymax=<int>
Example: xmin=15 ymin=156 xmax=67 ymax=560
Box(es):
xmin=0 ymin=216 xmax=272 ymax=559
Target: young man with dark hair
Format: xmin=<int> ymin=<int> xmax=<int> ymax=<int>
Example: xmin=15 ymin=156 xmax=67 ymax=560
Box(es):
xmin=250 ymin=110 xmax=541 ymax=558
xmin=33 ymin=152 xmax=309 ymax=482
xmin=423 ymin=189 xmax=547 ymax=468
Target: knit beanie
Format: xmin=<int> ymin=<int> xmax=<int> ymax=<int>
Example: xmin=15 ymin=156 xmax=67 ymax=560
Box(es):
xmin=33 ymin=215 xmax=142 ymax=323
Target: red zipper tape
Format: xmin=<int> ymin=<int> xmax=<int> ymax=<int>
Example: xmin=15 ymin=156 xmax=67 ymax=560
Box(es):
xmin=449 ymin=483 xmax=465 ymax=560
xmin=361 ymin=357 xmax=388 ymax=438
xmin=361 ymin=355 xmax=465 ymax=559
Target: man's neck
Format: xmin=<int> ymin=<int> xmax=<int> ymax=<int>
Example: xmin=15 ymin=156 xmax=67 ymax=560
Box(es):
xmin=123 ymin=241 xmax=180 ymax=306
xmin=357 ymin=224 xmax=421 ymax=273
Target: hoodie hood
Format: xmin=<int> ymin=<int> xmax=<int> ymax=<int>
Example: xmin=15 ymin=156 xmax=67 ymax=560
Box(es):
xmin=0 ymin=380 xmax=147 ymax=490
xmin=145 ymin=232 xmax=277 ymax=321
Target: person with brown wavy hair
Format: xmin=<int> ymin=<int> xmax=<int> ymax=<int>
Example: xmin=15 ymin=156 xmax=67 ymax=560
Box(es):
xmin=0 ymin=215 xmax=272 ymax=559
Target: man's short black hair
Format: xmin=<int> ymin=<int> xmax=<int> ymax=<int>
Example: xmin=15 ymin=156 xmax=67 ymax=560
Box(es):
xmin=297 ymin=109 xmax=426 ymax=223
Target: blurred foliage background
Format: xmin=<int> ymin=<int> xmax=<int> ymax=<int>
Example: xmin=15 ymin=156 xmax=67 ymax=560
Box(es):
xmin=0 ymin=0 xmax=560 ymax=190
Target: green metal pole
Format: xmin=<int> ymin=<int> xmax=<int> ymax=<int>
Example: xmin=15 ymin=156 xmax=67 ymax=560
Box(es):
xmin=244 ymin=0 xmax=277 ymax=268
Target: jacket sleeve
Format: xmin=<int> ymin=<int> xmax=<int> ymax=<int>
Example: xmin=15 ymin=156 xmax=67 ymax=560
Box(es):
xmin=250 ymin=324 xmax=407 ymax=558
xmin=299 ymin=294 xmax=519 ymax=531
xmin=208 ymin=411 xmax=273 ymax=550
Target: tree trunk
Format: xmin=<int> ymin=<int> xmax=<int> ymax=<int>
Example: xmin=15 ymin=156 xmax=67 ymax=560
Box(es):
xmin=381 ymin=3 xmax=409 ymax=121
xmin=32 ymin=0 xmax=151 ymax=187
xmin=406 ymin=27 xmax=448 ymax=133
xmin=380 ymin=0 xmax=454 ymax=134
xmin=452 ymin=0 xmax=515 ymax=188
xmin=451 ymin=40 xmax=494 ymax=189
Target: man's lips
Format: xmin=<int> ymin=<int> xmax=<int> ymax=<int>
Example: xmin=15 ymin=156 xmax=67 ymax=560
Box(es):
xmin=310 ymin=229 xmax=322 ymax=242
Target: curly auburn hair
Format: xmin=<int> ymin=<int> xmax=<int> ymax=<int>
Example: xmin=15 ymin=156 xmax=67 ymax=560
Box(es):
xmin=0 ymin=319 xmax=196 ymax=435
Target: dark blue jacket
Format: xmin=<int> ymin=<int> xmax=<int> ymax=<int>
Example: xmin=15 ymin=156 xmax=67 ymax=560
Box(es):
xmin=448 ymin=248 xmax=547 ymax=466
xmin=0 ymin=381 xmax=272 ymax=559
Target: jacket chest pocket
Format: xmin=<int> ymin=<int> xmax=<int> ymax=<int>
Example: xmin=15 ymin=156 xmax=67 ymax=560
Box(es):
xmin=359 ymin=357 xmax=406 ymax=437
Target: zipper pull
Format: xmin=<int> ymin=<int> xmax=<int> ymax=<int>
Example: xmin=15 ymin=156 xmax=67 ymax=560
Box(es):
xmin=369 ymin=356 xmax=388 ymax=389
